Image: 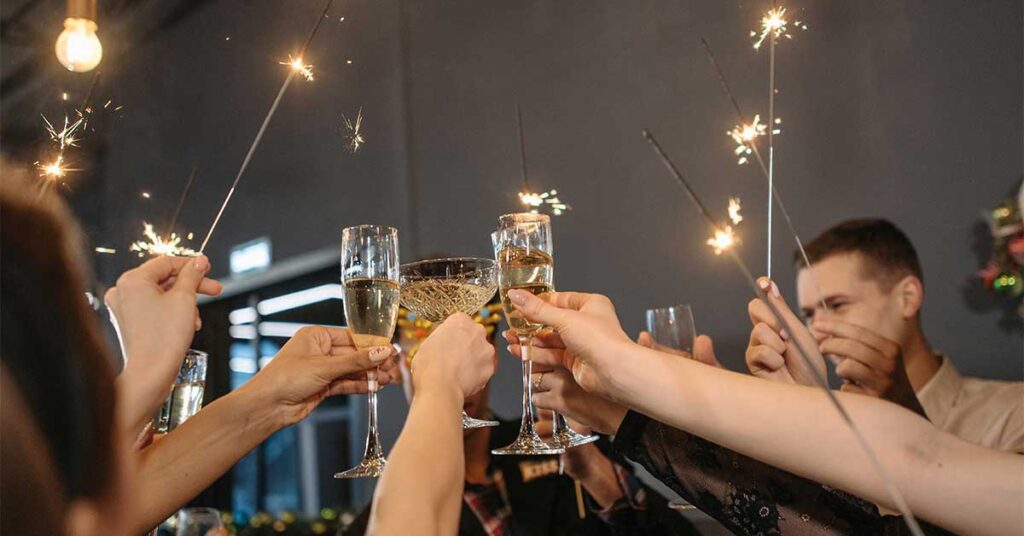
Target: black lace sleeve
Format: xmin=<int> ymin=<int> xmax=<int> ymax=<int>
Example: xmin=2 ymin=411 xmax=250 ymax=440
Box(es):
xmin=613 ymin=411 xmax=951 ymax=536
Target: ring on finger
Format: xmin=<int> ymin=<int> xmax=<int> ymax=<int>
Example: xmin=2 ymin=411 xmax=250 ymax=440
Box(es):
xmin=533 ymin=371 xmax=546 ymax=391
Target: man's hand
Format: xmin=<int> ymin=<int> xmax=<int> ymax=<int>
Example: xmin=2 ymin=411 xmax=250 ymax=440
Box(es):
xmin=241 ymin=326 xmax=397 ymax=428
xmin=638 ymin=332 xmax=721 ymax=368
xmin=745 ymin=278 xmax=826 ymax=385
xmin=813 ymin=320 xmax=924 ymax=415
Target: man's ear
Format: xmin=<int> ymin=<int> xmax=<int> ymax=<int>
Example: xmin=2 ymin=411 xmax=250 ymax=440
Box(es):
xmin=894 ymin=275 xmax=924 ymax=319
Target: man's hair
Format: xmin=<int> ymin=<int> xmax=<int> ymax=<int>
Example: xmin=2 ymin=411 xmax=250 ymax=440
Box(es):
xmin=798 ymin=218 xmax=923 ymax=290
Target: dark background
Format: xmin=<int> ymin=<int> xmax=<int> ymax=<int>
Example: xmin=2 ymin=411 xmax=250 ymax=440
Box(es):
xmin=3 ymin=0 xmax=1022 ymax=416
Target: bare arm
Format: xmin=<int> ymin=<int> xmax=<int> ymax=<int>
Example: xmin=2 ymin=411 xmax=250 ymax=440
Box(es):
xmin=507 ymin=289 xmax=1024 ymax=536
xmin=611 ymin=341 xmax=1022 ymax=536
xmin=368 ymin=386 xmax=465 ymax=536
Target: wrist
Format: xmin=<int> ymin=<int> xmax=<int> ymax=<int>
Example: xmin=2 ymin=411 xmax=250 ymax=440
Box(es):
xmin=233 ymin=380 xmax=289 ymax=434
xmin=412 ymin=381 xmax=464 ymax=411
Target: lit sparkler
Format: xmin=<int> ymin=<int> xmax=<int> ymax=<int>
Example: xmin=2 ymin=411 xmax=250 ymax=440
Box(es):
xmin=519 ymin=189 xmax=570 ymax=216
xmin=342 ymin=108 xmax=365 ymax=152
xmin=728 ymin=197 xmax=743 ymax=225
xmin=36 ymin=156 xmax=71 ymax=179
xmin=707 ymin=225 xmax=737 ymax=255
xmin=728 ymin=114 xmax=766 ymax=165
xmin=130 ymin=222 xmax=198 ymax=258
xmin=281 ymin=55 xmax=315 ymax=81
xmin=643 ymin=128 xmax=925 ymax=536
xmin=751 ymin=7 xmax=806 ymax=50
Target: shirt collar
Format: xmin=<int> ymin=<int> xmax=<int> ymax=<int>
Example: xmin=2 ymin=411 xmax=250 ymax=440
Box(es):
xmin=916 ymin=355 xmax=963 ymax=425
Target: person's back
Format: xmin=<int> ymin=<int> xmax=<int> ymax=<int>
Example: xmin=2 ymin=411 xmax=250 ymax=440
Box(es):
xmin=792 ymin=218 xmax=1023 ymax=452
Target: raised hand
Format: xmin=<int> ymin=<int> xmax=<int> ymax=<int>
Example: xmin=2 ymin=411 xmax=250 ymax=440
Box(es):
xmin=107 ymin=255 xmax=223 ymax=433
xmin=531 ymin=367 xmax=628 ymax=435
xmin=638 ymin=331 xmax=722 ymax=368
xmin=502 ymin=290 xmax=634 ymax=397
xmin=412 ymin=313 xmax=497 ymax=399
xmin=813 ymin=320 xmax=925 ymax=415
xmin=240 ymin=326 xmax=398 ymax=427
xmin=745 ymin=277 xmax=826 ymax=385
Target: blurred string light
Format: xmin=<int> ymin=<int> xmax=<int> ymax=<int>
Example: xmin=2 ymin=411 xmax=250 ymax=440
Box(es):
xmin=55 ymin=0 xmax=103 ymax=72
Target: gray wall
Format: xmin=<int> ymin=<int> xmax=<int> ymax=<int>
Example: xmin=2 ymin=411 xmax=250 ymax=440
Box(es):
xmin=10 ymin=0 xmax=1022 ymax=403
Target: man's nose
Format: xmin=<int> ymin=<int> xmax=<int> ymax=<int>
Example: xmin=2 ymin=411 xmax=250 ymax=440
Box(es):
xmin=809 ymin=311 xmax=829 ymax=342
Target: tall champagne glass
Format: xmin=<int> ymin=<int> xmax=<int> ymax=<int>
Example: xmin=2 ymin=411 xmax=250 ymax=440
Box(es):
xmin=335 ymin=225 xmax=400 ymax=479
xmin=645 ymin=303 xmax=697 ymax=510
xmin=399 ymin=257 xmax=500 ymax=429
xmin=491 ymin=214 xmax=565 ymax=455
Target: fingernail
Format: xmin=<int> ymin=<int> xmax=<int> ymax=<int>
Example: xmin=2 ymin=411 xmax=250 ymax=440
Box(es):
xmin=370 ymin=346 xmax=392 ymax=362
xmin=193 ymin=255 xmax=209 ymax=271
xmin=779 ymin=328 xmax=789 ymax=341
xmin=769 ymin=281 xmax=781 ymax=298
xmin=506 ymin=344 xmax=514 ymax=354
xmin=757 ymin=277 xmax=770 ymax=291
xmin=508 ymin=289 xmax=527 ymax=305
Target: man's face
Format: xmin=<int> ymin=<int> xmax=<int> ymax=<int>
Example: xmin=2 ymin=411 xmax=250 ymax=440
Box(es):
xmin=796 ymin=253 xmax=907 ymax=344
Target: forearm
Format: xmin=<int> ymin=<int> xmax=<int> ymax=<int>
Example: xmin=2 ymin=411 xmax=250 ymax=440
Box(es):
xmin=368 ymin=386 xmax=464 ymax=536
xmin=129 ymin=385 xmax=281 ymax=534
xmin=609 ymin=342 xmax=1023 ymax=536
xmin=575 ymin=451 xmax=624 ymax=508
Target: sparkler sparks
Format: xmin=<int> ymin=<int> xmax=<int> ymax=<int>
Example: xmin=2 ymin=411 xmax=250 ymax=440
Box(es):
xmin=707 ymin=225 xmax=738 ymax=255
xmin=728 ymin=197 xmax=743 ymax=225
xmin=728 ymin=114 xmax=766 ymax=164
xmin=342 ymin=108 xmax=365 ymax=152
xmin=130 ymin=222 xmax=198 ymax=258
xmin=43 ymin=114 xmax=84 ymax=151
xmin=751 ymin=7 xmax=806 ymax=50
xmin=281 ymin=55 xmax=315 ymax=81
xmin=36 ymin=156 xmax=70 ymax=179
xmin=94 ymin=247 xmax=117 ymax=254
xmin=519 ymin=189 xmax=570 ymax=216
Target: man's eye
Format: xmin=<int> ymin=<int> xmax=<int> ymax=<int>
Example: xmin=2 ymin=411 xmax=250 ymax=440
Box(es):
xmin=831 ymin=302 xmax=848 ymax=311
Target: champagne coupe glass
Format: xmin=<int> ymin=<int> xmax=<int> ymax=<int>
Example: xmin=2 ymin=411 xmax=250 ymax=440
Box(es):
xmin=645 ymin=303 xmax=697 ymax=510
xmin=491 ymin=214 xmax=566 ymax=455
xmin=399 ymin=257 xmax=500 ymax=429
xmin=335 ymin=225 xmax=400 ymax=479
xmin=175 ymin=507 xmax=224 ymax=536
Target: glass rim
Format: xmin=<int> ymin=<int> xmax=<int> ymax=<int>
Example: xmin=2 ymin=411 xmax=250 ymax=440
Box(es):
xmin=498 ymin=212 xmax=551 ymax=224
xmin=341 ymin=224 xmax=398 ymax=235
xmin=184 ymin=348 xmax=208 ymax=360
xmin=399 ymin=257 xmax=495 ymax=277
xmin=644 ymin=303 xmax=693 ymax=315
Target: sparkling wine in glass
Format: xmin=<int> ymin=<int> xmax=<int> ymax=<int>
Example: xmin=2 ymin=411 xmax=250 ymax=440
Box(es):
xmin=492 ymin=214 xmax=570 ymax=455
xmin=152 ymin=350 xmax=208 ymax=433
xmin=399 ymin=257 xmax=500 ymax=429
xmin=335 ymin=225 xmax=400 ymax=479
xmin=645 ymin=303 xmax=698 ymax=510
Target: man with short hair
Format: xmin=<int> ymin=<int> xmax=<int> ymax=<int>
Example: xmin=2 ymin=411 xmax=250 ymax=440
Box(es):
xmin=747 ymin=218 xmax=1024 ymax=452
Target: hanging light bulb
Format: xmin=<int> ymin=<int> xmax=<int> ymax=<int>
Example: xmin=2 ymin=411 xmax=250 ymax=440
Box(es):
xmin=55 ymin=0 xmax=102 ymax=72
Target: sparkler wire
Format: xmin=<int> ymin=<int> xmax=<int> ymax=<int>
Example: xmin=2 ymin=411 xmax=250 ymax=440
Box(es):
xmin=643 ymin=129 xmax=925 ymax=536
xmin=516 ymin=103 xmax=530 ymax=192
xmin=766 ymin=1 xmax=777 ymax=280
xmin=166 ymin=166 xmax=198 ymax=237
xmin=198 ymin=0 xmax=334 ymax=253
xmin=699 ymin=37 xmax=829 ymax=316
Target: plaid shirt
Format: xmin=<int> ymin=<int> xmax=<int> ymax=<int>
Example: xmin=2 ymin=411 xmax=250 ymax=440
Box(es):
xmin=463 ymin=470 xmax=513 ymax=536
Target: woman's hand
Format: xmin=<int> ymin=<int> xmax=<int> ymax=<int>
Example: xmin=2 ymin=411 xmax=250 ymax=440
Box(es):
xmin=107 ymin=255 xmax=223 ymax=433
xmin=240 ymin=326 xmax=397 ymax=428
xmin=532 ymin=367 xmax=628 ymax=435
xmin=412 ymin=313 xmax=497 ymax=399
xmin=503 ymin=290 xmax=634 ymax=397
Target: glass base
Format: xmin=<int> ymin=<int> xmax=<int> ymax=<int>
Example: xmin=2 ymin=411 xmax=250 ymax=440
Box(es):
xmin=463 ymin=411 xmax=499 ymax=429
xmin=334 ymin=455 xmax=386 ymax=479
xmin=492 ymin=432 xmax=565 ymax=456
xmin=669 ymin=500 xmax=697 ymax=510
xmin=550 ymin=427 xmax=600 ymax=449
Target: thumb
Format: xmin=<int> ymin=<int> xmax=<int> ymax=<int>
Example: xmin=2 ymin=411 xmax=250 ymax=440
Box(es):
xmin=694 ymin=334 xmax=721 ymax=368
xmin=171 ymin=255 xmax=210 ymax=294
xmin=507 ymin=289 xmax=573 ymax=329
xmin=637 ymin=331 xmax=654 ymax=348
xmin=317 ymin=346 xmax=396 ymax=380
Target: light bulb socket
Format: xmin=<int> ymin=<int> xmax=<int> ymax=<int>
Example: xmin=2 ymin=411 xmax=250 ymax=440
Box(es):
xmin=66 ymin=0 xmax=96 ymax=21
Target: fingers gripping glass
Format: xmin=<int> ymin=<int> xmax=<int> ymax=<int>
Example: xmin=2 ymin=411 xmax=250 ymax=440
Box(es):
xmin=492 ymin=214 xmax=589 ymax=455
xmin=399 ymin=257 xmax=500 ymax=429
xmin=336 ymin=225 xmax=400 ymax=479
xmin=645 ymin=304 xmax=697 ymax=510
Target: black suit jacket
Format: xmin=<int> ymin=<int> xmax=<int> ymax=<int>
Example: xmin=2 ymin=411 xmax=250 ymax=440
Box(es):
xmin=345 ymin=419 xmax=698 ymax=536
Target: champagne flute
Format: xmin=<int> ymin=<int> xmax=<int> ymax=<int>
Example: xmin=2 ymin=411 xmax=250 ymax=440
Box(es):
xmin=335 ymin=225 xmax=400 ymax=479
xmin=398 ymin=257 xmax=500 ymax=429
xmin=491 ymin=214 xmax=565 ymax=455
xmin=175 ymin=507 xmax=224 ymax=536
xmin=645 ymin=303 xmax=697 ymax=510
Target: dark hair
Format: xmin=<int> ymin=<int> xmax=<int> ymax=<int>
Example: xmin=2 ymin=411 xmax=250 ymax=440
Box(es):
xmin=0 ymin=161 xmax=118 ymax=503
xmin=799 ymin=218 xmax=923 ymax=289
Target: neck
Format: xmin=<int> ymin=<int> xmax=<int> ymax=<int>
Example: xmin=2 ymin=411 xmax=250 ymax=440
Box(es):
xmin=464 ymin=426 xmax=491 ymax=484
xmin=901 ymin=324 xmax=941 ymax=391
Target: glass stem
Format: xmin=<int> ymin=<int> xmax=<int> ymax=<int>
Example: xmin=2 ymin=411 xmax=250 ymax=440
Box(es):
xmin=518 ymin=335 xmax=539 ymax=438
xmin=552 ymin=410 xmax=568 ymax=436
xmin=362 ymin=367 xmax=383 ymax=461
